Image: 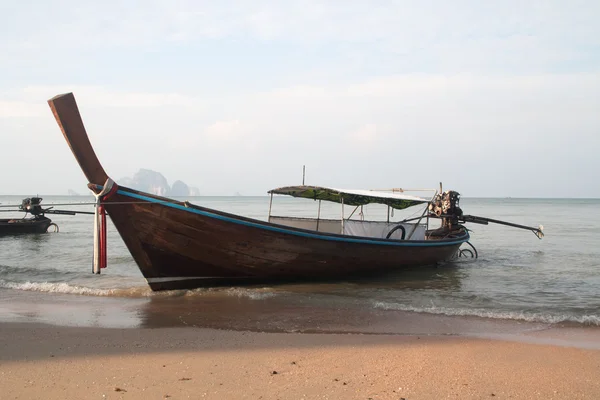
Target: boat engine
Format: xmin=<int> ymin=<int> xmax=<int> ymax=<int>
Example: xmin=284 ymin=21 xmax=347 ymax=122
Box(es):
xmin=19 ymin=197 xmax=44 ymax=217
xmin=429 ymin=191 xmax=463 ymax=231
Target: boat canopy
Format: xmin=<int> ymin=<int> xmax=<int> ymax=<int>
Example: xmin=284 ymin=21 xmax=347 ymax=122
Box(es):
xmin=268 ymin=185 xmax=428 ymax=210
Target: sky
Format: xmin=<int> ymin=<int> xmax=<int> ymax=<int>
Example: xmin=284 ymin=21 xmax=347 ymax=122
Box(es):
xmin=1 ymin=0 xmax=599 ymax=197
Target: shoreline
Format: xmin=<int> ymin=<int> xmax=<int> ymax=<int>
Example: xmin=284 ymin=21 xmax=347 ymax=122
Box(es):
xmin=2 ymin=287 xmax=600 ymax=351
xmin=2 ymin=321 xmax=599 ymax=399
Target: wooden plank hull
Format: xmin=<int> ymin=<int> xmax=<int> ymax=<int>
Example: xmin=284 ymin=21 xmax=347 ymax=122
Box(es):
xmin=0 ymin=217 xmax=52 ymax=236
xmin=103 ymin=188 xmax=468 ymax=291
xmin=47 ymin=92 xmax=470 ymax=291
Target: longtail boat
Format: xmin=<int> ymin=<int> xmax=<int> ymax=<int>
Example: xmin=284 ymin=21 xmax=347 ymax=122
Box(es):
xmin=0 ymin=197 xmax=93 ymax=236
xmin=47 ymin=93 xmax=543 ymax=291
xmin=0 ymin=216 xmax=53 ymax=236
xmin=0 ymin=198 xmax=58 ymax=236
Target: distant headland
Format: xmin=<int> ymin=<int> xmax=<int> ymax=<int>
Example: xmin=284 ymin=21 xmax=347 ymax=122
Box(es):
xmin=118 ymin=169 xmax=201 ymax=196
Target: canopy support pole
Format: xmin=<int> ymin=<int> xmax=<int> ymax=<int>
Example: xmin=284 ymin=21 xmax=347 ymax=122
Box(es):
xmin=348 ymin=205 xmax=360 ymax=220
xmin=316 ymin=200 xmax=321 ymax=232
xmin=387 ymin=206 xmax=390 ymax=223
xmin=341 ymin=197 xmax=345 ymax=234
xmin=268 ymin=193 xmax=273 ymax=221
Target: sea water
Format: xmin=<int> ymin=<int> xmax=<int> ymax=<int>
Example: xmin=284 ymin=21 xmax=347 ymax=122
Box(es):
xmin=1 ymin=195 xmax=599 ymax=334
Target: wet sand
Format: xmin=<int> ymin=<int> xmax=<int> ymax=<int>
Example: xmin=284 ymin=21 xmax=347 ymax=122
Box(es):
xmin=3 ymin=288 xmax=600 ymax=348
xmin=2 ymin=289 xmax=600 ymax=399
xmin=2 ymin=322 xmax=600 ymax=400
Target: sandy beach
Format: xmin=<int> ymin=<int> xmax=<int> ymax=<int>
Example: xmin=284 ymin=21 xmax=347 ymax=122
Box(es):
xmin=1 ymin=322 xmax=599 ymax=400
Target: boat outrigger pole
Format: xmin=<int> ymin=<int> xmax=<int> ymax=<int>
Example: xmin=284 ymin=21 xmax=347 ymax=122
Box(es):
xmin=0 ymin=199 xmax=95 ymax=216
xmin=401 ymin=190 xmax=545 ymax=240
xmin=0 ymin=208 xmax=96 ymax=216
xmin=374 ymin=184 xmax=544 ymax=240
xmin=0 ymin=197 xmax=96 ymax=235
xmin=458 ymin=215 xmax=544 ymax=239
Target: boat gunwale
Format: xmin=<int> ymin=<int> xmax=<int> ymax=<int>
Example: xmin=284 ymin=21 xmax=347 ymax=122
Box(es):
xmin=267 ymin=214 xmax=428 ymax=225
xmin=98 ymin=184 xmax=470 ymax=248
xmin=0 ymin=216 xmax=51 ymax=224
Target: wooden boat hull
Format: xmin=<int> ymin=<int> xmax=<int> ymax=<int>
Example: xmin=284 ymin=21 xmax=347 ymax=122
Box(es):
xmin=0 ymin=217 xmax=52 ymax=236
xmin=48 ymin=92 xmax=470 ymax=291
xmin=101 ymin=187 xmax=469 ymax=291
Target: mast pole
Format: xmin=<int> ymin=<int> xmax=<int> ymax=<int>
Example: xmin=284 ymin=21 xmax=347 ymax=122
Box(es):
xmin=302 ymin=165 xmax=305 ymax=186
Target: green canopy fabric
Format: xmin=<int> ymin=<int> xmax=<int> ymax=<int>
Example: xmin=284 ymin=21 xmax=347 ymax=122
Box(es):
xmin=268 ymin=185 xmax=428 ymax=210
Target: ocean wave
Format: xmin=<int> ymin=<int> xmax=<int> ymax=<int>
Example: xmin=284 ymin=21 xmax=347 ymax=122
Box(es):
xmin=372 ymin=301 xmax=600 ymax=326
xmin=0 ymin=279 xmax=277 ymax=300
xmin=0 ymin=280 xmax=119 ymax=296
xmin=223 ymin=287 xmax=277 ymax=300
xmin=0 ymin=265 xmax=75 ymax=277
xmin=172 ymin=286 xmax=278 ymax=300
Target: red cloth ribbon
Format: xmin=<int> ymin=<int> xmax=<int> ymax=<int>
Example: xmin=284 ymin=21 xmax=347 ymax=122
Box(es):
xmin=98 ymin=183 xmax=118 ymax=269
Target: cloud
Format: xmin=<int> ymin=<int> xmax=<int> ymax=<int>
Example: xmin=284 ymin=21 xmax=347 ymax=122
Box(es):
xmin=204 ymin=120 xmax=242 ymax=139
xmin=0 ymin=86 xmax=203 ymax=127
xmin=3 ymin=1 xmax=599 ymax=75
xmin=168 ymin=119 xmax=246 ymax=151
xmin=0 ymin=100 xmax=46 ymax=118
xmin=2 ymin=72 xmax=600 ymax=196
xmin=1 ymin=1 xmax=599 ymax=196
xmin=349 ymin=123 xmax=378 ymax=143
xmin=17 ymin=86 xmax=199 ymax=108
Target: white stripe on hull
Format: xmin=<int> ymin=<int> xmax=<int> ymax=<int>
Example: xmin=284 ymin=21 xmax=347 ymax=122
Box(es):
xmin=145 ymin=276 xmax=251 ymax=283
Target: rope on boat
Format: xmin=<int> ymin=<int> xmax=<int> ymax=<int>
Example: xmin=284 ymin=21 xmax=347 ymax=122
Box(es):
xmin=47 ymin=223 xmax=59 ymax=233
xmin=0 ymin=202 xmax=96 ymax=208
xmin=456 ymin=241 xmax=478 ymax=259
xmin=1 ymin=200 xmax=190 ymax=208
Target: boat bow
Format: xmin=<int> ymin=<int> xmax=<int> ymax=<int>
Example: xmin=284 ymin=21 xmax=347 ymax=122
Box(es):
xmin=48 ymin=93 xmax=108 ymax=187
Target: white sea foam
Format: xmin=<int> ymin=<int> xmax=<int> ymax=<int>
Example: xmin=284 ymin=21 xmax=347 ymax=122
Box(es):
xmin=224 ymin=287 xmax=277 ymax=300
xmin=372 ymin=301 xmax=600 ymax=326
xmin=0 ymin=280 xmax=117 ymax=296
xmin=0 ymin=278 xmax=281 ymax=301
xmin=0 ymin=279 xmax=161 ymax=298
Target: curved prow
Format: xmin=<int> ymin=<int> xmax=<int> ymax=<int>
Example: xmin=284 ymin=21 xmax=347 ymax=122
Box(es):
xmin=47 ymin=93 xmax=108 ymax=185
